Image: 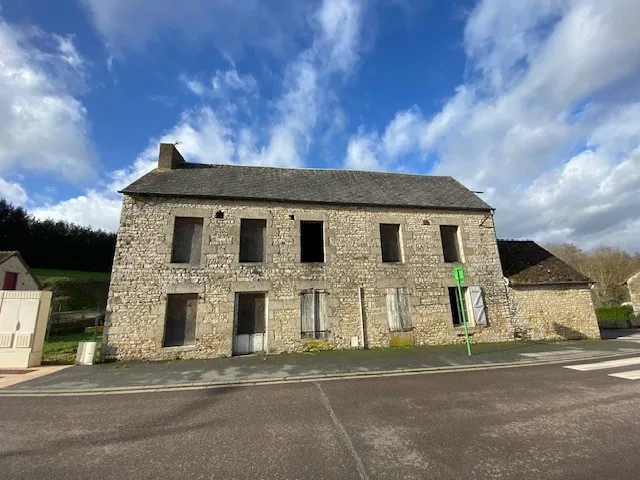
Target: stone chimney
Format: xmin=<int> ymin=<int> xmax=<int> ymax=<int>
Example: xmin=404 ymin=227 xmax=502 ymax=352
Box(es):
xmin=158 ymin=143 xmax=186 ymax=169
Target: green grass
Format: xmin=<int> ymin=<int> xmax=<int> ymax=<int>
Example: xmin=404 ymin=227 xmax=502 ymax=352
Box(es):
xmin=43 ymin=332 xmax=102 ymax=365
xmin=33 ymin=268 xmax=111 ymax=282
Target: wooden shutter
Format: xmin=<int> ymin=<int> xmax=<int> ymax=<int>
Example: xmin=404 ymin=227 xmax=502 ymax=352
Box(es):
xmin=385 ymin=288 xmax=402 ymax=331
xmin=300 ymin=290 xmax=315 ymax=336
xmin=469 ymin=286 xmax=487 ymax=326
xmin=315 ymin=291 xmax=328 ymax=332
xmin=398 ymin=289 xmax=412 ymax=331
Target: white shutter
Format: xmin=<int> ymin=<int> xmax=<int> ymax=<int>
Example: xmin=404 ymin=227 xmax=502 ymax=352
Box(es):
xmin=385 ymin=288 xmax=402 ymax=331
xmin=469 ymin=286 xmax=487 ymax=326
xmin=300 ymin=290 xmax=315 ymax=335
xmin=398 ymin=289 xmax=412 ymax=331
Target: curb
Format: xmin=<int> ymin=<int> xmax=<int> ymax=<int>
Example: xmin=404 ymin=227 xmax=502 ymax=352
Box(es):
xmin=0 ymin=349 xmax=637 ymax=397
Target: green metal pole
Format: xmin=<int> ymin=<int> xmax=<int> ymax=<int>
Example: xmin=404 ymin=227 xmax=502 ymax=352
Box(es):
xmin=456 ymin=282 xmax=472 ymax=357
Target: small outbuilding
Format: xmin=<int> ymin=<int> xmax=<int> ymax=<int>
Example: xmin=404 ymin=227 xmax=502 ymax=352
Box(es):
xmin=0 ymin=251 xmax=51 ymax=368
xmin=0 ymin=251 xmax=40 ymax=291
xmin=497 ymin=240 xmax=600 ymax=340
xmin=624 ymin=270 xmax=640 ymax=318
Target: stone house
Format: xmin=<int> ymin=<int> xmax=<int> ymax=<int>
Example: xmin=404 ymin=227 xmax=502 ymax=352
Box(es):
xmin=497 ymin=240 xmax=600 ymax=340
xmin=103 ymin=144 xmax=600 ymax=361
xmin=624 ymin=270 xmax=640 ymax=318
xmin=0 ymin=251 xmax=40 ymax=291
xmin=102 ymin=144 xmax=518 ymax=361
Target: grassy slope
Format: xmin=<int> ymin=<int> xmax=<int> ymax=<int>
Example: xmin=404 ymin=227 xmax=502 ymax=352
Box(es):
xmin=43 ymin=332 xmax=103 ymax=364
xmin=32 ymin=269 xmax=111 ymax=281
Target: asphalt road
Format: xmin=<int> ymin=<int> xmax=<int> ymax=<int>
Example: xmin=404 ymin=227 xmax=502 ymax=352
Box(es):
xmin=2 ymin=359 xmax=640 ymax=480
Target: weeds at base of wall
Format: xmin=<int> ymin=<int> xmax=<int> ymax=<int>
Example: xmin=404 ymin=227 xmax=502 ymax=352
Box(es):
xmin=389 ymin=335 xmax=414 ymax=348
xmin=302 ymin=340 xmax=331 ymax=352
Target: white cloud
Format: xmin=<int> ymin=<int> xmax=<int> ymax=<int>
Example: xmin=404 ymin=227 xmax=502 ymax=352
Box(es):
xmin=32 ymin=190 xmax=122 ymax=232
xmin=0 ymin=178 xmax=28 ymax=206
xmin=0 ymin=18 xmax=95 ymax=182
xmin=342 ymin=0 xmax=640 ymax=252
xmin=345 ymin=130 xmax=381 ymax=170
xmin=181 ymin=67 xmax=257 ymax=98
xmin=80 ymin=0 xmax=312 ymax=57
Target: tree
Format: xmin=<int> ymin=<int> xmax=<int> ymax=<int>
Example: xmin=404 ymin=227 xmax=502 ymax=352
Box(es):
xmin=545 ymin=242 xmax=640 ymax=307
xmin=0 ymin=198 xmax=116 ymax=272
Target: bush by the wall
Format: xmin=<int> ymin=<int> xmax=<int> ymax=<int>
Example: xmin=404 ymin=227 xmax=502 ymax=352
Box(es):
xmin=595 ymin=306 xmax=634 ymax=321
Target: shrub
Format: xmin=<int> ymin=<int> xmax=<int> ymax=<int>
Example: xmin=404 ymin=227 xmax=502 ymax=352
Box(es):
xmin=595 ymin=306 xmax=634 ymax=321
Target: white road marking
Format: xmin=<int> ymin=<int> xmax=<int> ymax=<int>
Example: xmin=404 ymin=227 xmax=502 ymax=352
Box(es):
xmin=607 ymin=369 xmax=640 ymax=380
xmin=564 ymin=356 xmax=640 ymax=371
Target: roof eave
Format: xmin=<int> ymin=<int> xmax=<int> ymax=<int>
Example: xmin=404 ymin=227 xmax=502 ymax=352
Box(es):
xmin=119 ymin=191 xmax=493 ymax=212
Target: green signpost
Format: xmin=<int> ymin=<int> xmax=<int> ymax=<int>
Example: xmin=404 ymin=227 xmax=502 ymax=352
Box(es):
xmin=453 ymin=266 xmax=472 ymax=357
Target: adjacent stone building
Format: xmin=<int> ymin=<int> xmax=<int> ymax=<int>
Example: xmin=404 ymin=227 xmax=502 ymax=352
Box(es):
xmin=497 ymin=240 xmax=600 ymax=340
xmin=103 ymin=144 xmax=518 ymax=361
xmin=625 ymin=270 xmax=640 ymax=318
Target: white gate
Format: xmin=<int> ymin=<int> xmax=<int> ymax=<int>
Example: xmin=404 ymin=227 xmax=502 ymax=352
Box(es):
xmin=0 ymin=290 xmax=52 ymax=368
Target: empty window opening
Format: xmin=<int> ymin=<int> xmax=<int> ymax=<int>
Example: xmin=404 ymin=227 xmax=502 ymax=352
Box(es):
xmin=385 ymin=288 xmax=412 ymax=331
xmin=239 ymin=219 xmax=266 ymax=262
xmin=440 ymin=225 xmax=461 ymax=263
xmin=300 ymin=221 xmax=325 ymax=263
xmin=448 ymin=287 xmax=471 ymax=327
xmin=215 ymin=211 xmax=224 ymax=219
xmin=380 ymin=224 xmax=402 ymax=263
xmin=301 ymin=289 xmax=329 ymax=339
xmin=235 ymin=293 xmax=266 ymax=337
xmin=2 ymin=272 xmax=18 ymax=290
xmin=163 ymin=293 xmax=198 ymax=347
xmin=171 ymin=217 xmax=203 ymax=264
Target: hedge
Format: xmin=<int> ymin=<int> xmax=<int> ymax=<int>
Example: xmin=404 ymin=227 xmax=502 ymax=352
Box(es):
xmin=595 ymin=306 xmax=634 ymax=321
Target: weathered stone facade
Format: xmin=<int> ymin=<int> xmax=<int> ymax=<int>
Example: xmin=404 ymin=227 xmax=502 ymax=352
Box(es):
xmin=627 ymin=271 xmax=640 ymax=317
xmin=505 ymin=284 xmax=600 ymax=340
xmin=103 ymin=195 xmax=513 ymax=361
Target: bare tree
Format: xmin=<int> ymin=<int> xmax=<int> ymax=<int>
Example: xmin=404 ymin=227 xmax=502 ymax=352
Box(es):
xmin=544 ymin=243 xmax=640 ymax=306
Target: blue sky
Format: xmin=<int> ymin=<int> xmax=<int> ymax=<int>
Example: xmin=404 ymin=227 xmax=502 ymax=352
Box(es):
xmin=0 ymin=0 xmax=639 ymax=253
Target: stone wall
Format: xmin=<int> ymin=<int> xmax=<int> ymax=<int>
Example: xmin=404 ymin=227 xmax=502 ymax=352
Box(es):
xmin=103 ymin=195 xmax=514 ymax=361
xmin=628 ymin=272 xmax=640 ymax=317
xmin=506 ymin=284 xmax=600 ymax=340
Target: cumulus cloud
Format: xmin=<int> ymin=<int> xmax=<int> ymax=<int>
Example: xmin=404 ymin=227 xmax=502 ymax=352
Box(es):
xmin=0 ymin=178 xmax=28 ymax=206
xmin=0 ymin=18 xmax=95 ymax=182
xmin=343 ymin=0 xmax=640 ymax=251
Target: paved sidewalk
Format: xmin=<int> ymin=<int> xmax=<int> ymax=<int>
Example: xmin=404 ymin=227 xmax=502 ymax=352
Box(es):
xmin=0 ymin=365 xmax=71 ymax=389
xmin=3 ymin=339 xmax=640 ymax=395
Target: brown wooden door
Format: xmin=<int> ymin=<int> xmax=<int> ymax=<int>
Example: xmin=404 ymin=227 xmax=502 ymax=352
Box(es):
xmin=2 ymin=272 xmax=18 ymax=290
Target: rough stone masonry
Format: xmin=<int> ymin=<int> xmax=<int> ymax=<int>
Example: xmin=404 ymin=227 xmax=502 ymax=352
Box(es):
xmin=102 ymin=144 xmax=597 ymax=361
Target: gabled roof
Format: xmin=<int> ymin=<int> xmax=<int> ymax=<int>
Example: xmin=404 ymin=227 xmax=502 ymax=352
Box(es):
xmin=121 ymin=163 xmax=492 ymax=212
xmin=0 ymin=251 xmax=16 ymax=265
xmin=0 ymin=251 xmax=41 ymax=289
xmin=497 ymin=240 xmax=592 ymax=286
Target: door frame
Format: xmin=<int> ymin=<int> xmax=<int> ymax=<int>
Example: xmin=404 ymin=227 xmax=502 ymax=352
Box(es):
xmin=232 ymin=291 xmax=269 ymax=355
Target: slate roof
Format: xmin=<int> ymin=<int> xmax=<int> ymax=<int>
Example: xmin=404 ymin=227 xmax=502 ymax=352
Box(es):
xmin=121 ymin=163 xmax=492 ymax=211
xmin=497 ymin=240 xmax=592 ymax=286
